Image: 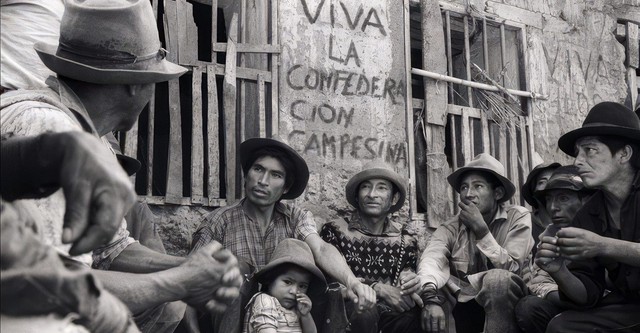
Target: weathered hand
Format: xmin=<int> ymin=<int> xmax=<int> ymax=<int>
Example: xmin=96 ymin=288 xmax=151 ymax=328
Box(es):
xmin=458 ymin=199 xmax=488 ymax=237
xmin=535 ymin=235 xmax=564 ymax=273
xmin=346 ymin=280 xmax=376 ymax=312
xmin=556 ymin=227 xmax=605 ymax=261
xmin=399 ymin=270 xmax=422 ymax=295
xmin=296 ymin=293 xmax=313 ymax=316
xmin=377 ymin=283 xmax=412 ymax=312
xmin=421 ymin=303 xmax=446 ymax=333
xmin=56 ymin=132 xmax=136 ymax=255
xmin=180 ymin=241 xmax=241 ymax=313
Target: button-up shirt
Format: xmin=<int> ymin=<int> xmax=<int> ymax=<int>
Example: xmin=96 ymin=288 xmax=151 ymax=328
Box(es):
xmin=191 ymin=198 xmax=318 ymax=271
xmin=417 ymin=204 xmax=532 ymax=300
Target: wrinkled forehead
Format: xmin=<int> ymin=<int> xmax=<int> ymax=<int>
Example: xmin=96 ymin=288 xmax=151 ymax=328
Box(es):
xmin=575 ymin=136 xmax=604 ymax=146
xmin=252 ymin=155 xmax=286 ymax=173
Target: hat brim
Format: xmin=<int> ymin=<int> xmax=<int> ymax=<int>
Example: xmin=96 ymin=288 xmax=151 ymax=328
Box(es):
xmin=447 ymin=166 xmax=516 ymax=203
xmin=35 ymin=42 xmax=187 ymax=84
xmin=253 ymin=257 xmax=327 ymax=296
xmin=116 ymin=154 xmax=141 ymax=176
xmin=521 ymin=162 xmax=560 ymax=208
xmin=240 ymin=138 xmax=309 ymax=200
xmin=345 ymin=168 xmax=407 ymax=214
xmin=558 ymin=126 xmax=640 ymax=157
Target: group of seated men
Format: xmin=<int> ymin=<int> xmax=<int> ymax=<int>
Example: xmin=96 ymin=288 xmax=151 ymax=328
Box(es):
xmin=1 ymin=0 xmax=639 ymax=332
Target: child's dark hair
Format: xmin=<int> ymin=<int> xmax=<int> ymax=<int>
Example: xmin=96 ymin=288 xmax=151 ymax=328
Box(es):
xmin=243 ymin=147 xmax=296 ymax=190
xmin=259 ymin=263 xmax=308 ymax=293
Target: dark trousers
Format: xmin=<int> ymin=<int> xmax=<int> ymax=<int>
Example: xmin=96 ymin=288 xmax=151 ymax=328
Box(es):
xmin=546 ymin=303 xmax=640 ymax=333
xmin=452 ymin=299 xmax=485 ymax=333
xmin=346 ymin=302 xmax=424 ymax=333
xmin=515 ymin=295 xmax=563 ymax=333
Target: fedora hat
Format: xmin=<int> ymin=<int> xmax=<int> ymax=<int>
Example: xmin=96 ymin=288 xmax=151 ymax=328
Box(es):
xmin=34 ymin=0 xmax=187 ymax=85
xmin=447 ymin=153 xmax=516 ymax=203
xmin=345 ymin=161 xmax=407 ymax=214
xmin=558 ymin=102 xmax=640 ymax=157
xmin=534 ymin=165 xmax=594 ymax=206
xmin=239 ymin=138 xmax=309 ymax=200
xmin=253 ymin=239 xmax=327 ymax=296
xmin=521 ymin=162 xmax=561 ymax=208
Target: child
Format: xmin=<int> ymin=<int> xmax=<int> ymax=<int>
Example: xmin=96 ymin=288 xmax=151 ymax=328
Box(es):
xmin=243 ymin=239 xmax=327 ymax=333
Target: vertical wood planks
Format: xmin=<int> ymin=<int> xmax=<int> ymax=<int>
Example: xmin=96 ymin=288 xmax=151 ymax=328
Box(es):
xmin=206 ymin=65 xmax=220 ymax=204
xmin=461 ymin=108 xmax=471 ymax=164
xmin=191 ymin=67 xmax=204 ymax=204
xmin=508 ymin=122 xmax=520 ymax=204
xmin=480 ymin=111 xmax=491 ymax=154
xmin=257 ymin=73 xmax=266 ymax=138
xmin=445 ymin=11 xmax=454 ymax=103
xmin=223 ymin=13 xmax=239 ymax=202
xmin=463 ymin=16 xmax=473 ymax=108
xmin=270 ymin=0 xmax=279 ymax=137
xmin=164 ymin=0 xmax=184 ymax=203
xmin=518 ymin=116 xmax=530 ymax=205
xmin=177 ymin=0 xmax=198 ymax=65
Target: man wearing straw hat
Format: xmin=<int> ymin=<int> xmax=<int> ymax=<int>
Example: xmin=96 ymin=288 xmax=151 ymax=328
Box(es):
xmin=417 ymin=153 xmax=532 ymax=333
xmin=319 ymin=161 xmax=425 ymax=333
xmin=537 ymin=102 xmax=640 ymax=332
xmin=1 ymin=0 xmax=242 ymax=331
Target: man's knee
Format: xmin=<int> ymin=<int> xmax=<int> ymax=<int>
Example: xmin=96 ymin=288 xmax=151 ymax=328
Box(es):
xmin=476 ymin=269 xmax=526 ymax=307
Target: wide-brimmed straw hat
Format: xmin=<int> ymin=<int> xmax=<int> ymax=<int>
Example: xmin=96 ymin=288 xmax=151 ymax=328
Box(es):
xmin=34 ymin=0 xmax=187 ymax=84
xmin=253 ymin=239 xmax=327 ymax=296
xmin=558 ymin=102 xmax=640 ymax=157
xmin=345 ymin=161 xmax=407 ymax=214
xmin=521 ymin=162 xmax=561 ymax=208
xmin=239 ymin=138 xmax=309 ymax=200
xmin=447 ymin=153 xmax=516 ymax=203
xmin=534 ymin=165 xmax=594 ymax=206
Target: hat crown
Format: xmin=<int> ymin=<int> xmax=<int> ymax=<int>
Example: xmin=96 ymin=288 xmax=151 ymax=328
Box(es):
xmin=465 ymin=153 xmax=506 ymax=176
xmin=58 ymin=0 xmax=160 ymax=66
xmin=543 ymin=165 xmax=585 ymax=192
xmin=582 ymin=102 xmax=640 ymax=130
xmin=447 ymin=153 xmax=516 ymax=203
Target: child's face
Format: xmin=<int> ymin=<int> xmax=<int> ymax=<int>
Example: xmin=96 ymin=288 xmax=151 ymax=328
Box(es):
xmin=267 ymin=266 xmax=311 ymax=310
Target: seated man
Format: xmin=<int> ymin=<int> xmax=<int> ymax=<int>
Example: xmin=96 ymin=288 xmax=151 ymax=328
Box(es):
xmin=191 ymin=137 xmax=376 ymax=332
xmin=0 ymin=1 xmax=241 ymax=331
xmin=320 ymin=161 xmax=424 ymax=333
xmin=514 ymin=165 xmax=592 ymax=333
xmin=417 ymin=153 xmax=532 ymax=333
xmin=520 ymin=162 xmax=560 ymax=256
xmin=537 ymin=102 xmax=640 ymax=332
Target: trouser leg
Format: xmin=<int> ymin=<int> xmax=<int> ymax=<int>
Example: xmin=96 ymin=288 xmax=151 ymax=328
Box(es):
xmin=452 ymin=299 xmax=485 ymax=333
xmin=546 ymin=303 xmax=640 ymax=333
xmin=378 ymin=307 xmax=424 ymax=333
xmin=475 ymin=269 xmax=527 ymax=333
xmin=515 ymin=295 xmax=563 ymax=333
xmin=345 ymin=301 xmax=380 ymax=333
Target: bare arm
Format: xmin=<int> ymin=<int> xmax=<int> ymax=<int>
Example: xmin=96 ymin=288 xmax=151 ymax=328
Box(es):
xmin=536 ymin=235 xmax=587 ymax=305
xmin=299 ymin=312 xmax=317 ymax=333
xmin=557 ymin=227 xmax=640 ymax=267
xmin=109 ymin=242 xmax=186 ymax=273
xmin=305 ymin=234 xmax=376 ymax=310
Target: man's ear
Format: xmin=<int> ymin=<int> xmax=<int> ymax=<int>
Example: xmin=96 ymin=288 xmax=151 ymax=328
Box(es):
xmin=391 ymin=192 xmax=400 ymax=205
xmin=618 ymin=145 xmax=633 ymax=164
xmin=127 ymin=84 xmax=141 ymax=96
xmin=494 ymin=186 xmax=505 ymax=202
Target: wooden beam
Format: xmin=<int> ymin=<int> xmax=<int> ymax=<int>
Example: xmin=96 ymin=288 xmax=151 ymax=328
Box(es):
xmin=139 ymin=195 xmax=227 ymax=207
xmin=223 ymin=13 xmax=238 ymax=202
xmin=206 ymin=65 xmax=221 ymax=204
xmin=191 ymin=67 xmax=205 ymax=205
xmin=257 ymin=73 xmax=266 ymax=138
xmin=271 ymin=0 xmax=279 ymax=138
xmin=212 ymin=43 xmax=280 ymax=53
xmin=483 ymin=1 xmax=543 ymax=29
xmin=625 ymin=22 xmax=639 ymax=69
xmin=164 ymin=0 xmax=184 ymax=204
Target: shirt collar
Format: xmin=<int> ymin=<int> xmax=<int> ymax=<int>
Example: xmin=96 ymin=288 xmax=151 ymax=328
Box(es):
xmin=46 ymin=76 xmax=100 ymax=136
xmin=347 ymin=211 xmax=401 ymax=236
xmin=238 ymin=197 xmax=293 ymax=220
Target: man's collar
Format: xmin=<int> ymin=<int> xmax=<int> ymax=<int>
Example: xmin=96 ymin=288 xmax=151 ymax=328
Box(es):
xmin=239 ymin=197 xmax=293 ymax=219
xmin=347 ymin=211 xmax=400 ymax=236
xmin=490 ymin=204 xmax=508 ymax=224
xmin=46 ymin=76 xmax=100 ymax=136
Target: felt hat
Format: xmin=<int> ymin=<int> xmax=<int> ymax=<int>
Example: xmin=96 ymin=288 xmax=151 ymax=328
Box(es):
xmin=447 ymin=153 xmax=516 ymax=203
xmin=239 ymin=138 xmax=309 ymax=200
xmin=34 ymin=0 xmax=187 ymax=85
xmin=345 ymin=161 xmax=407 ymax=214
xmin=558 ymin=102 xmax=640 ymax=157
xmin=253 ymin=239 xmax=327 ymax=296
xmin=521 ymin=162 xmax=561 ymax=208
xmin=534 ymin=165 xmax=594 ymax=206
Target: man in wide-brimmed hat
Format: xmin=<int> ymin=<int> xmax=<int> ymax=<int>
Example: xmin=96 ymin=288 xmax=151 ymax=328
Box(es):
xmin=417 ymin=153 xmax=532 ymax=333
xmin=1 ymin=0 xmax=242 ymax=332
xmin=538 ymin=102 xmax=640 ymax=333
xmin=514 ymin=165 xmax=593 ymax=333
xmin=191 ymin=137 xmax=376 ymax=332
xmin=320 ymin=161 xmax=424 ymax=333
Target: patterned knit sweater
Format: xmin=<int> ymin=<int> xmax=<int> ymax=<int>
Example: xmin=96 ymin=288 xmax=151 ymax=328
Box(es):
xmin=320 ymin=212 xmax=419 ymax=286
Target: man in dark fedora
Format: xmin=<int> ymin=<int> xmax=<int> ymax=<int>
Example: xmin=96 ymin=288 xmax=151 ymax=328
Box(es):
xmin=536 ymin=102 xmax=640 ymax=332
xmin=417 ymin=153 xmax=532 ymax=333
xmin=191 ymin=137 xmax=376 ymax=332
xmin=1 ymin=0 xmax=242 ymax=332
xmin=319 ymin=161 xmax=425 ymax=333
